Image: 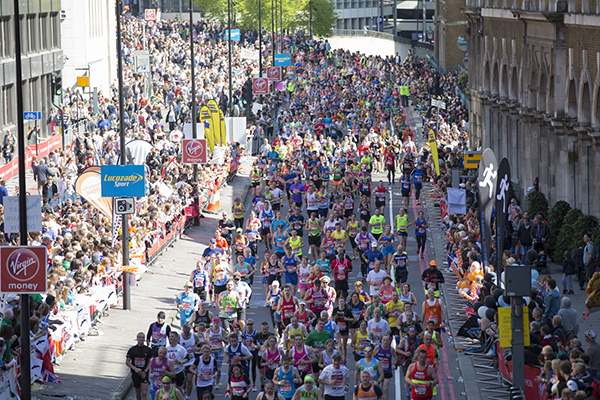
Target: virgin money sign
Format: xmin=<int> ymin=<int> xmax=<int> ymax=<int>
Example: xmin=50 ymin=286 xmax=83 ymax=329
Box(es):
xmin=267 ymin=66 xmax=282 ymax=81
xmin=182 ymin=139 xmax=207 ymax=164
xmin=1 ymin=247 xmax=47 ymax=293
xmin=253 ymin=78 xmax=269 ymax=95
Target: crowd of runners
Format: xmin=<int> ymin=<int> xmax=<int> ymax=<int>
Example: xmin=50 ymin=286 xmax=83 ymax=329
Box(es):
xmin=124 ymin=15 xmax=470 ymax=400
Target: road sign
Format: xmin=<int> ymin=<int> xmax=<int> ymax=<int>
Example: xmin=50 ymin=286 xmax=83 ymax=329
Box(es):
xmin=464 ymin=151 xmax=483 ymax=169
xmin=100 ymin=165 xmax=146 ymax=197
xmin=23 ymin=112 xmax=41 ymax=120
xmin=145 ymin=9 xmax=156 ymax=20
xmin=133 ymin=50 xmax=150 ymax=73
xmin=267 ymin=66 xmax=282 ymax=81
xmin=77 ymin=76 xmax=90 ymax=87
xmin=115 ymin=197 xmax=135 ymax=215
xmin=1 ymin=246 xmax=47 ymax=293
xmin=431 ymin=98 xmax=446 ymax=109
xmin=252 ymin=78 xmax=269 ymax=95
xmin=498 ymin=307 xmax=530 ymax=347
xmin=182 ymin=139 xmax=207 ymax=164
xmin=147 ymin=20 xmax=155 ymax=28
xmin=4 ymin=195 xmax=42 ymax=233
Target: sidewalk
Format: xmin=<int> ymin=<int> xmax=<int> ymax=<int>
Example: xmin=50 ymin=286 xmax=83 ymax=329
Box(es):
xmin=30 ymin=156 xmax=253 ymax=400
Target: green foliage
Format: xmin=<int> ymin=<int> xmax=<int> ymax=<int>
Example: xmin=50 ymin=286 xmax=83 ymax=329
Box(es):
xmin=547 ymin=200 xmax=571 ymax=260
xmin=290 ymin=0 xmax=338 ymax=37
xmin=553 ymin=208 xmax=583 ymax=264
xmin=458 ymin=71 xmax=468 ymax=89
xmin=527 ymin=191 xmax=549 ymax=219
xmin=195 ymin=0 xmax=230 ymax=24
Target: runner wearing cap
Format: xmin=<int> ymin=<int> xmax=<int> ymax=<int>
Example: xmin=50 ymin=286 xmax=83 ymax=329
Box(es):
xmin=318 ymin=353 xmax=349 ymax=400
xmin=147 ymin=312 xmax=172 ymax=355
xmin=156 ymin=376 xmax=185 ymax=400
xmin=295 ymin=301 xmax=317 ymax=329
xmin=421 ymin=261 xmax=445 ymax=298
xmin=175 ymin=282 xmax=201 ymax=326
xmin=292 ymin=374 xmax=321 ymax=400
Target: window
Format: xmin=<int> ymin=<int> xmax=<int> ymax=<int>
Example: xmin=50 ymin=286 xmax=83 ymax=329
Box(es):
xmin=40 ymin=14 xmax=49 ymax=51
xmin=50 ymin=13 xmax=59 ymax=48
xmin=0 ymin=17 xmax=12 ymax=59
xmin=20 ymin=15 xmax=28 ymax=55
xmin=1 ymin=85 xmax=16 ymax=128
xmin=28 ymin=15 xmax=38 ymax=53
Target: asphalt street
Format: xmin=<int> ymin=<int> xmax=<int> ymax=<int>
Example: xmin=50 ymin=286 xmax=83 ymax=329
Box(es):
xmin=123 ymin=133 xmax=467 ymax=400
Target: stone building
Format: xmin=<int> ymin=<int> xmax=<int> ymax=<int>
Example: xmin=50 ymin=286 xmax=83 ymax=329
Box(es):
xmin=463 ymin=0 xmax=600 ymax=215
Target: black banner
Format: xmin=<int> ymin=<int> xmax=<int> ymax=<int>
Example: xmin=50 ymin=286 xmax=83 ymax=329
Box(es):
xmin=477 ymin=148 xmax=498 ymax=268
xmin=495 ymin=158 xmax=511 ymax=276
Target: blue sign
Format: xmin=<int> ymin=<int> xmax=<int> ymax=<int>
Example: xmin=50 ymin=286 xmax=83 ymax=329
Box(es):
xmin=225 ymin=29 xmax=240 ymax=41
xmin=100 ymin=165 xmax=146 ymax=198
xmin=274 ymin=53 xmax=291 ymax=67
xmin=23 ymin=112 xmax=41 ymax=120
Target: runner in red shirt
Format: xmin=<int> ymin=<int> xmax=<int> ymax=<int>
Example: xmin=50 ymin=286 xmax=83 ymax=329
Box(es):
xmin=331 ymin=250 xmax=352 ymax=299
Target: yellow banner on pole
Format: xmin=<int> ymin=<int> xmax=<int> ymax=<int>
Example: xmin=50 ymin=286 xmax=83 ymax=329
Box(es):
xmin=200 ymin=106 xmax=215 ymax=152
xmin=498 ymin=306 xmax=530 ymax=348
xmin=206 ymin=100 xmax=221 ymax=146
xmin=428 ymin=129 xmax=440 ymax=176
xmin=219 ymin=109 xmax=227 ymax=145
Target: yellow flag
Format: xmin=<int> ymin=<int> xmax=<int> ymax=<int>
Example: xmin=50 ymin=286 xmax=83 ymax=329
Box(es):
xmin=206 ymin=100 xmax=221 ymax=146
xmin=201 ymin=106 xmax=215 ymax=152
xmin=428 ymin=129 xmax=440 ymax=176
xmin=219 ymin=109 xmax=227 ymax=145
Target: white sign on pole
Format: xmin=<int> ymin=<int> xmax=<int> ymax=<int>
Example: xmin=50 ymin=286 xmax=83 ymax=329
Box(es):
xmin=183 ymin=123 xmax=204 ymax=140
xmin=4 ymin=195 xmax=43 ymax=233
xmin=133 ymin=50 xmax=150 ymax=73
xmin=240 ymin=48 xmax=259 ymax=61
xmin=431 ymin=98 xmax=446 ymax=110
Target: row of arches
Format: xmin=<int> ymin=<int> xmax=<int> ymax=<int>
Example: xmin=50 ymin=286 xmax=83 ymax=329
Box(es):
xmin=480 ymin=42 xmax=600 ymax=128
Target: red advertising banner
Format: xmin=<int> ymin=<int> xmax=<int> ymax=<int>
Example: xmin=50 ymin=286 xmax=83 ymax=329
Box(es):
xmin=0 ymin=135 xmax=62 ymax=182
xmin=252 ymin=77 xmax=269 ymax=95
xmin=182 ymin=139 xmax=207 ymax=164
xmin=267 ymin=66 xmax=282 ymax=81
xmin=497 ymin=344 xmax=548 ymax=400
xmin=0 ymin=246 xmax=48 ymax=294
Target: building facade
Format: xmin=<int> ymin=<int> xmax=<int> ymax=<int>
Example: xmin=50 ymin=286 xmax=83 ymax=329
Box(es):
xmin=464 ymin=0 xmax=600 ymax=215
xmin=0 ymin=0 xmax=63 ymax=139
xmin=61 ymin=0 xmax=116 ymax=98
xmin=434 ymin=0 xmax=468 ymax=69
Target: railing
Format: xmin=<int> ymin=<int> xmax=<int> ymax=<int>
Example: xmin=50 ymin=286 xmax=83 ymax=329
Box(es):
xmin=332 ymin=29 xmax=434 ymax=50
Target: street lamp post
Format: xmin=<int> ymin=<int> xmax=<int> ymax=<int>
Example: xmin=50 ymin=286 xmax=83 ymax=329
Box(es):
xmin=271 ymin=0 xmax=276 ymax=54
xmin=279 ymin=0 xmax=283 ymax=50
xmin=189 ymin=0 xmax=198 ymax=182
xmin=309 ymin=0 xmax=312 ymax=38
xmin=116 ymin=0 xmax=131 ymax=311
xmin=12 ymin=0 xmax=32 ymax=397
xmin=228 ymin=0 xmax=233 ymax=116
xmin=259 ymin=0 xmax=263 ymax=75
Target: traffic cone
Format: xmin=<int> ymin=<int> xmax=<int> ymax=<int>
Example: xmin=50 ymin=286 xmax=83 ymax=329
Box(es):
xmin=205 ymin=187 xmax=221 ymax=213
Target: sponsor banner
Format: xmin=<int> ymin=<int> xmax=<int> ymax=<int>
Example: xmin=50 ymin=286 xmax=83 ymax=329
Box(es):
xmin=206 ymin=100 xmax=222 ymax=146
xmin=240 ymin=48 xmax=259 ymax=60
xmin=253 ymin=77 xmax=269 ymax=95
xmin=267 ymin=66 xmax=282 ymax=81
xmin=477 ymin=148 xmax=498 ymax=267
xmin=201 ymin=106 xmax=215 ymax=152
xmin=100 ymin=165 xmax=146 ymax=198
xmin=74 ymin=167 xmax=113 ymax=218
xmin=0 ymin=246 xmax=47 ymax=293
xmin=182 ymin=139 xmax=207 ymax=164
xmin=274 ymin=53 xmax=291 ymax=66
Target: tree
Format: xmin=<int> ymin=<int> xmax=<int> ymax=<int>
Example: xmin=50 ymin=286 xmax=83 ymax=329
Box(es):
xmin=195 ymin=0 xmax=233 ymax=25
xmin=289 ymin=0 xmax=338 ymax=37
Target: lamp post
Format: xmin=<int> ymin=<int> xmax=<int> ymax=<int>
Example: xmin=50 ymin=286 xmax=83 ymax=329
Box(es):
xmin=12 ymin=0 xmax=32 ymax=397
xmin=279 ymin=0 xmax=283 ymax=50
xmin=116 ymin=0 xmax=131 ymax=311
xmin=228 ymin=0 xmax=233 ymax=116
xmin=271 ymin=0 xmax=276 ymax=54
xmin=309 ymin=0 xmax=312 ymax=38
xmin=259 ymin=0 xmax=263 ymax=75
xmin=189 ymin=0 xmax=198 ymax=182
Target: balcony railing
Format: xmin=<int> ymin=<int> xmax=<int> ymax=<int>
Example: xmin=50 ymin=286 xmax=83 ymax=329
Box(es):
xmin=332 ymin=29 xmax=434 ymax=49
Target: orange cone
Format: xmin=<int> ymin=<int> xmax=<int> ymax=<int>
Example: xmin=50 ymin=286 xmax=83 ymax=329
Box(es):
xmin=206 ymin=187 xmax=221 ymax=213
